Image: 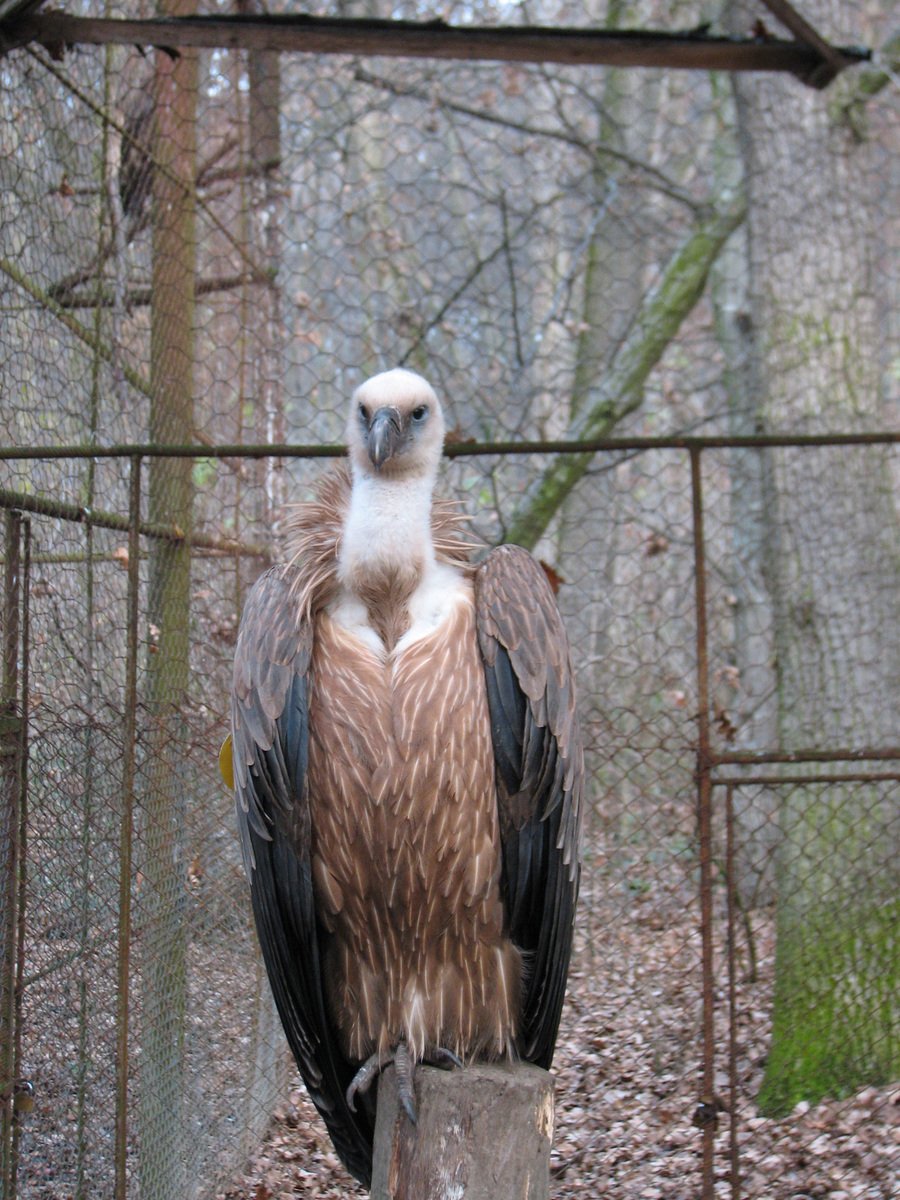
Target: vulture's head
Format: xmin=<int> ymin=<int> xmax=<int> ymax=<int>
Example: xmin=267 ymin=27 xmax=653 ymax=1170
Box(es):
xmin=347 ymin=369 xmax=445 ymax=481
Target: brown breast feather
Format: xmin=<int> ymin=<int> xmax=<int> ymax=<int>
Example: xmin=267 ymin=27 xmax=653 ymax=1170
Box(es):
xmin=306 ymin=590 xmax=521 ymax=1064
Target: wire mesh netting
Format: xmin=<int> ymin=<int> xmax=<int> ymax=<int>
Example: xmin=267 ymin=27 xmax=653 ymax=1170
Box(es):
xmin=1 ymin=0 xmax=898 ymax=1197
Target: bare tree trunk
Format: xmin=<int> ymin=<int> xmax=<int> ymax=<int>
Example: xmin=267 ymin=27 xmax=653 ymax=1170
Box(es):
xmin=728 ymin=0 xmax=900 ymax=1114
xmin=556 ymin=0 xmax=658 ymax=645
xmin=710 ymin=68 xmax=780 ymax=908
xmin=552 ymin=4 xmax=661 ymax=947
xmin=237 ymin=0 xmax=286 ymax=525
xmin=235 ymin=0 xmax=293 ymax=1145
xmin=140 ymin=6 xmax=197 ymax=1194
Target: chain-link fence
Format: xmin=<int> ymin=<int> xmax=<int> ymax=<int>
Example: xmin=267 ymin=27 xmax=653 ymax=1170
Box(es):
xmin=1 ymin=1 xmax=898 ymax=1198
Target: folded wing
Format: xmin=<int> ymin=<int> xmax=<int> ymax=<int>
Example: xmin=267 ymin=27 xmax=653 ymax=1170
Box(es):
xmin=474 ymin=545 xmax=584 ymax=1068
xmin=231 ymin=565 xmax=375 ymax=1187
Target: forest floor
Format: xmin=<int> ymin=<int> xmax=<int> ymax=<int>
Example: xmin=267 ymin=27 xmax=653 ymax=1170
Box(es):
xmin=217 ymin=897 xmax=899 ymax=1200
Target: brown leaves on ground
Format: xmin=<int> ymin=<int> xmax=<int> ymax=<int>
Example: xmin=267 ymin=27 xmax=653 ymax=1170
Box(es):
xmin=217 ymin=897 xmax=898 ymax=1200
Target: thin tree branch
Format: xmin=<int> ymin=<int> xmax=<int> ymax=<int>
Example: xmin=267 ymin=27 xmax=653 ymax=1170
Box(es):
xmin=398 ymin=188 xmax=569 ymax=364
xmin=25 ymin=45 xmax=271 ymax=287
xmin=0 ymin=255 xmax=153 ymax=399
xmin=353 ymin=64 xmax=702 ymax=211
xmin=52 ymin=271 xmax=273 ymax=309
xmin=503 ymin=193 xmax=747 ymax=550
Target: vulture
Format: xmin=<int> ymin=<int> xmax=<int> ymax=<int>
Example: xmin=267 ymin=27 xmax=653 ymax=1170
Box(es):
xmin=228 ymin=369 xmax=583 ymax=1186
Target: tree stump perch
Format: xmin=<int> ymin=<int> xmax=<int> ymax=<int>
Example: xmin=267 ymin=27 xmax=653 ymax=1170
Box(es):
xmin=371 ymin=1062 xmax=555 ymax=1199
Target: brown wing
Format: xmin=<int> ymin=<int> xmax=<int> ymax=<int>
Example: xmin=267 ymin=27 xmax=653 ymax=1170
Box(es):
xmin=232 ymin=565 xmax=374 ymax=1186
xmin=474 ymin=545 xmax=583 ymax=1068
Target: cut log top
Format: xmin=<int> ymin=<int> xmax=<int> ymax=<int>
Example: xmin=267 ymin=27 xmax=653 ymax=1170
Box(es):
xmin=372 ymin=1062 xmax=555 ymax=1200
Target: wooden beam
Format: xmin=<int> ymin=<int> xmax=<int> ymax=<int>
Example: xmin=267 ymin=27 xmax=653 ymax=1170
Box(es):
xmin=759 ymin=0 xmax=854 ymax=86
xmin=2 ymin=12 xmax=869 ymax=86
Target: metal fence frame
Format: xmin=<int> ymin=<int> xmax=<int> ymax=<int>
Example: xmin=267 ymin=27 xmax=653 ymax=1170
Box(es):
xmin=0 ymin=0 xmax=894 ymax=1190
xmin=2 ymin=431 xmax=898 ymax=1198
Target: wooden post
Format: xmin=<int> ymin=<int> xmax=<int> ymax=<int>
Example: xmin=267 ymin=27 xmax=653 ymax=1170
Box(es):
xmin=371 ymin=1063 xmax=555 ymax=1200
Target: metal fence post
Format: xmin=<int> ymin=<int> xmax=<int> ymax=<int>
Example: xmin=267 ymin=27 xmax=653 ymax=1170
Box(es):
xmin=690 ymin=447 xmax=718 ymax=1200
xmin=1 ymin=511 xmax=28 ymax=1200
xmin=116 ymin=456 xmax=142 ymax=1200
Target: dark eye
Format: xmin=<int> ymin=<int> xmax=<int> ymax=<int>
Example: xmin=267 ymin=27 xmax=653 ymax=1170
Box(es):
xmin=358 ymin=403 xmax=369 ymax=422
xmin=412 ymin=405 xmax=428 ymax=421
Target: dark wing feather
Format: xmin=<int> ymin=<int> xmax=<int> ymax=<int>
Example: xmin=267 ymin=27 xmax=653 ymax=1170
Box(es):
xmin=232 ymin=566 xmax=374 ymax=1186
xmin=475 ymin=545 xmax=584 ymax=1068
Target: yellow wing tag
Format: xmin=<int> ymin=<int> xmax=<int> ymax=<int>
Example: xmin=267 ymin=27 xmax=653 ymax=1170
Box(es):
xmin=219 ymin=734 xmax=234 ymax=790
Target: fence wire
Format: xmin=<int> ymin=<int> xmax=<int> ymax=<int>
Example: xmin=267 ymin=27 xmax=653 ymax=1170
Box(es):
xmin=1 ymin=1 xmax=898 ymax=1198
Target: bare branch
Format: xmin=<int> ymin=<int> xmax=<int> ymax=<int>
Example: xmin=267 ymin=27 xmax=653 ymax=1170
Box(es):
xmin=503 ymin=194 xmax=747 ymax=549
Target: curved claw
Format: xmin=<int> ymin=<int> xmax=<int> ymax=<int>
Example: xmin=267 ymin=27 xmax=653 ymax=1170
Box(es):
xmin=345 ymin=1041 xmax=464 ymax=1122
xmin=427 ymin=1047 xmax=464 ymax=1071
xmin=346 ymin=1052 xmax=381 ymax=1113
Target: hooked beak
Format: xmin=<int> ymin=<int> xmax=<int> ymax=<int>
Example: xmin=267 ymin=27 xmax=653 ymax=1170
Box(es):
xmin=367 ymin=406 xmax=403 ymax=470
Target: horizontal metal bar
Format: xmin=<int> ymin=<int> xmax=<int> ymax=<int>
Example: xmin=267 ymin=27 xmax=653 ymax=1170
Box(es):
xmin=0 ymin=548 xmax=250 ymax=565
xmin=0 ymin=430 xmax=898 ymax=462
xmin=712 ymin=747 xmax=900 ymax=765
xmin=2 ymin=13 xmax=869 ymax=86
xmin=0 ymin=443 xmax=343 ymax=462
xmin=0 ymin=486 xmax=267 ymax=556
xmin=713 ymin=772 xmax=900 ymax=787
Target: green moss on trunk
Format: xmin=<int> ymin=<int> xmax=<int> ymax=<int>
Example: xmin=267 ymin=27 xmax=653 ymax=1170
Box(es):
xmin=759 ymin=788 xmax=900 ymax=1115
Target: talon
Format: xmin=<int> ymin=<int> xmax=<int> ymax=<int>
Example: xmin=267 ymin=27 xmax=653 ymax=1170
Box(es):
xmin=394 ymin=1042 xmax=417 ymax=1125
xmin=346 ymin=1052 xmax=381 ymax=1112
xmin=345 ymin=1042 xmax=418 ymax=1122
xmin=345 ymin=1041 xmax=462 ymax=1122
xmin=427 ymin=1047 xmax=463 ymax=1071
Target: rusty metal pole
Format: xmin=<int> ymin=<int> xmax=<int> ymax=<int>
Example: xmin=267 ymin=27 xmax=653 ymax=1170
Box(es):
xmin=1 ymin=510 xmax=22 ymax=1200
xmin=9 ymin=520 xmax=30 ymax=1195
xmin=690 ymin=447 xmax=717 ymax=1199
xmin=115 ymin=456 xmax=142 ymax=1200
xmin=725 ymin=784 xmax=740 ymax=1200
